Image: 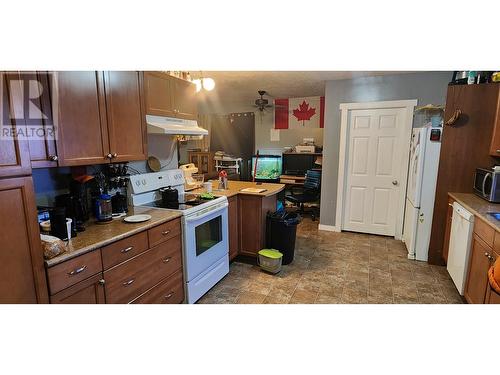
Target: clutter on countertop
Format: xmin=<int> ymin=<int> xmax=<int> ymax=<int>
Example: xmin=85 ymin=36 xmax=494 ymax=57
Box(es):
xmin=41 ymin=234 xmax=67 ymax=260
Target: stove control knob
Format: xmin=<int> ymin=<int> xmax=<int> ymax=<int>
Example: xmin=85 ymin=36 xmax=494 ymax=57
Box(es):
xmin=135 ymin=180 xmax=140 ymax=187
xmin=141 ymin=179 xmax=146 ymax=185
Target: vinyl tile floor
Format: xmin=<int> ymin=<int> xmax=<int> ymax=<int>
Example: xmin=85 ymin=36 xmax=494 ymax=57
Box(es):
xmin=197 ymin=218 xmax=463 ymax=304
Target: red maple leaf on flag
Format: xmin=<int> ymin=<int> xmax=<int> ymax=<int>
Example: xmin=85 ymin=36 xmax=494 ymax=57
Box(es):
xmin=292 ymin=100 xmax=316 ymax=126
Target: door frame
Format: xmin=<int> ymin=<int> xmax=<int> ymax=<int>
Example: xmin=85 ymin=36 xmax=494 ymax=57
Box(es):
xmin=335 ymin=99 xmax=417 ymax=239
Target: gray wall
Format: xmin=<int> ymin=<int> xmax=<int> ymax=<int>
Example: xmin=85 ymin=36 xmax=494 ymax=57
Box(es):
xmin=319 ymin=71 xmax=452 ymax=227
xmin=199 ymin=100 xmax=324 ymax=152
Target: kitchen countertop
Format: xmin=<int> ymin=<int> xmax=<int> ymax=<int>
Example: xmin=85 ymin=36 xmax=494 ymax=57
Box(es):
xmin=192 ymin=180 xmax=285 ymax=198
xmin=45 ymin=206 xmax=182 ymax=267
xmin=449 ymin=192 xmax=500 ymax=231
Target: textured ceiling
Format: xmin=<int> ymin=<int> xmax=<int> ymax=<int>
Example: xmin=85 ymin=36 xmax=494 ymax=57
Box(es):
xmin=193 ymin=71 xmax=413 ymax=104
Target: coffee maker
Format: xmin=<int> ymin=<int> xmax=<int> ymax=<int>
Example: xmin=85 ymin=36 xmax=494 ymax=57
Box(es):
xmin=70 ymin=175 xmax=93 ymax=232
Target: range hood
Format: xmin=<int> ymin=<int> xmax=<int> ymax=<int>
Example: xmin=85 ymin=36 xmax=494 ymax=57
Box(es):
xmin=146 ymin=115 xmax=208 ymax=136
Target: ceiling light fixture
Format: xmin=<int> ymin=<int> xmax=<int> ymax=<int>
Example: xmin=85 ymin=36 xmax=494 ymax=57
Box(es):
xmin=192 ymin=74 xmax=215 ymax=92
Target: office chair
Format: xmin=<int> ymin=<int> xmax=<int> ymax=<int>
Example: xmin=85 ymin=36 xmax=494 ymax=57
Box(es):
xmin=285 ymin=169 xmax=321 ymax=221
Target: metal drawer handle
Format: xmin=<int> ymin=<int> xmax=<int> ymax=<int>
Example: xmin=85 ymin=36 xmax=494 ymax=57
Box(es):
xmin=122 ymin=279 xmax=135 ymax=286
xmin=68 ymin=265 xmax=87 ymax=276
xmin=121 ymin=246 xmax=134 ymax=254
xmin=162 ymin=230 xmax=171 ymax=236
xmin=162 ymin=257 xmax=172 ymax=264
xmin=165 ymin=291 xmax=174 ymax=299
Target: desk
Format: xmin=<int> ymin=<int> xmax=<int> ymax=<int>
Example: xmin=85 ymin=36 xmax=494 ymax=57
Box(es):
xmin=279 ymin=174 xmax=305 ymax=186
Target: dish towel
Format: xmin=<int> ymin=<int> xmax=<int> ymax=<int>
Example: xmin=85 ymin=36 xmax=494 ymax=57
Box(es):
xmin=488 ymin=257 xmax=500 ymax=294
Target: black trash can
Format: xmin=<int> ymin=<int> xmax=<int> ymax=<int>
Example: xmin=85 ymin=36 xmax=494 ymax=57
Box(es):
xmin=266 ymin=210 xmax=302 ymax=265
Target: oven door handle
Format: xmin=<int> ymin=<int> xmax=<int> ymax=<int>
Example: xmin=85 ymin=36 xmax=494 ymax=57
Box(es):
xmin=184 ymin=203 xmax=228 ymax=223
xmin=482 ymin=173 xmax=491 ymax=198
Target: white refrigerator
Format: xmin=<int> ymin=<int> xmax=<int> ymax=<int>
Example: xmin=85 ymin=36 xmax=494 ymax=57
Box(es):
xmin=403 ymin=126 xmax=442 ymax=261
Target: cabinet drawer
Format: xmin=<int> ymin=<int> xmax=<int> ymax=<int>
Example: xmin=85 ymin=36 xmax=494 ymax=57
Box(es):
xmin=104 ymin=236 xmax=182 ymax=303
xmin=101 ymin=231 xmax=148 ymax=270
xmin=131 ymin=270 xmax=184 ymax=304
xmin=473 ymin=217 xmax=495 ymax=248
xmin=148 ymin=218 xmax=181 ymax=248
xmin=47 ymin=250 xmax=103 ymax=295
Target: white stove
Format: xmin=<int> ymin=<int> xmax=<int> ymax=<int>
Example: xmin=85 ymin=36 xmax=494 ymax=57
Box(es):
xmin=128 ymin=169 xmax=229 ymax=304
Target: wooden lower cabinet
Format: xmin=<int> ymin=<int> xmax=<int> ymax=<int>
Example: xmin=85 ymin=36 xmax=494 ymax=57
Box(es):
xmin=228 ymin=196 xmax=239 ymax=260
xmin=50 ymin=273 xmax=105 ymax=304
xmin=486 ymin=285 xmax=500 ymax=304
xmin=0 ymin=177 xmax=48 ymax=303
xmin=238 ymin=194 xmax=277 ymax=256
xmin=442 ymin=197 xmax=455 ymax=263
xmin=104 ymin=236 xmax=182 ymax=304
xmin=464 ymin=234 xmax=493 ymax=304
xmin=131 ymin=270 xmax=184 ymax=304
xmin=46 ymin=219 xmax=184 ymax=304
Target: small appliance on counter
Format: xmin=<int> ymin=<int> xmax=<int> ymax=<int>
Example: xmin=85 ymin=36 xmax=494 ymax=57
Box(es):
xmin=49 ymin=207 xmax=69 ymax=240
xmin=160 ymin=186 xmax=179 ymax=208
xmin=179 ymin=163 xmax=203 ymax=191
xmin=111 ymin=191 xmax=128 ymax=214
xmin=473 ymin=167 xmax=500 ymax=203
xmin=95 ymin=193 xmax=113 ymax=222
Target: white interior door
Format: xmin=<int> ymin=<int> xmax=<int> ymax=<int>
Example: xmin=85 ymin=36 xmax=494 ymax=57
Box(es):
xmin=342 ymin=107 xmax=408 ymax=236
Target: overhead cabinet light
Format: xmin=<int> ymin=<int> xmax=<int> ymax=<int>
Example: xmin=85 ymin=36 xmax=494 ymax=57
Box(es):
xmin=146 ymin=115 xmax=208 ymax=136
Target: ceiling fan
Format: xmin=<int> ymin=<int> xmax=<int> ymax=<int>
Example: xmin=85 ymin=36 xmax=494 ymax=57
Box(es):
xmin=253 ymin=90 xmax=288 ymax=113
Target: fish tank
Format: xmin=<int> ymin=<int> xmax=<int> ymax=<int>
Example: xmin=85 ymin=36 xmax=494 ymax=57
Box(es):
xmin=251 ymin=155 xmax=282 ymax=182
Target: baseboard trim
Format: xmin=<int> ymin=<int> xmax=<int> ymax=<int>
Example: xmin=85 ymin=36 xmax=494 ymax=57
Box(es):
xmin=318 ymin=224 xmax=340 ymax=232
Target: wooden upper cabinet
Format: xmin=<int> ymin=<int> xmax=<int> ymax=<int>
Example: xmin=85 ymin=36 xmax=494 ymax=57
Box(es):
xmin=0 ymin=176 xmax=48 ymax=303
xmin=0 ymin=72 xmax=32 ymax=178
xmin=25 ymin=72 xmax=58 ymax=168
xmin=103 ymin=71 xmax=147 ymax=162
xmin=464 ymin=234 xmax=492 ymax=304
xmin=143 ymin=71 xmax=176 ymax=117
xmin=487 ymin=86 xmax=500 ymax=156
xmin=52 ymin=71 xmax=110 ymax=166
xmin=143 ymin=72 xmax=198 ymax=120
xmin=172 ymin=76 xmax=197 ymax=120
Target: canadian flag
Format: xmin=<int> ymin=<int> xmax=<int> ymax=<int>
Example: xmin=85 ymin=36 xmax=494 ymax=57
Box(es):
xmin=274 ymin=96 xmax=325 ymax=129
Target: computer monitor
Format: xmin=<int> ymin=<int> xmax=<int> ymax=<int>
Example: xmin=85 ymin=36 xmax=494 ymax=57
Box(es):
xmin=282 ymin=153 xmax=319 ymax=176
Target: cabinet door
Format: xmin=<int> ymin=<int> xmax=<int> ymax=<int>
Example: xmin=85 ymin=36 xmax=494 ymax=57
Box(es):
xmin=143 ymin=72 xmax=175 ymax=117
xmin=487 ymin=87 xmax=500 ymax=156
xmin=228 ymin=196 xmax=239 ymax=260
xmin=442 ymin=198 xmax=455 ymax=263
xmin=172 ymin=77 xmax=197 ymax=120
xmin=50 ymin=273 xmax=105 ymax=304
xmin=464 ymin=235 xmax=492 ymax=304
xmin=104 ymin=71 xmax=147 ymax=162
xmin=26 ymin=72 xmax=58 ymax=168
xmin=52 ymin=71 xmax=110 ymax=166
xmin=0 ymin=177 xmax=48 ymax=303
xmin=0 ymin=72 xmax=32 ymax=177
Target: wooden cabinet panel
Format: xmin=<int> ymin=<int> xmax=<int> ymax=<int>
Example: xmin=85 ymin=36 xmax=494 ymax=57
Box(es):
xmin=52 ymin=71 xmax=109 ymax=166
xmin=104 ymin=71 xmax=147 ymax=162
xmin=464 ymin=235 xmax=492 ymax=304
xmin=147 ymin=218 xmax=181 ymax=248
xmin=0 ymin=177 xmax=48 ymax=303
xmin=47 ymin=250 xmax=103 ymax=295
xmin=238 ymin=194 xmax=277 ymax=256
xmin=188 ymin=151 xmax=215 ymax=176
xmin=104 ymin=235 xmax=182 ymax=303
xmin=101 ymin=230 xmax=149 ymax=270
xmin=0 ymin=72 xmax=32 ymax=177
xmin=26 ymin=72 xmax=58 ymax=168
xmin=428 ymin=84 xmax=499 ymax=264
xmin=228 ymin=196 xmax=239 ymax=260
xmin=143 ymin=71 xmax=175 ymax=117
xmin=473 ymin=217 xmax=495 ymax=248
xmin=172 ymin=77 xmax=197 ymax=120
xmin=442 ymin=197 xmax=455 ymax=263
xmin=50 ymin=273 xmax=105 ymax=304
xmin=131 ymin=270 xmax=184 ymax=304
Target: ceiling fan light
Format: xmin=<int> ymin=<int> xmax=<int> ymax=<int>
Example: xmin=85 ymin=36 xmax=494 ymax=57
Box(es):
xmin=193 ymin=79 xmax=202 ymax=92
xmin=202 ymin=77 xmax=215 ymax=91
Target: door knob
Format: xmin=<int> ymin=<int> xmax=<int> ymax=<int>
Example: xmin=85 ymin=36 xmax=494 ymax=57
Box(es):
xmin=392 ymin=180 xmax=398 ymax=186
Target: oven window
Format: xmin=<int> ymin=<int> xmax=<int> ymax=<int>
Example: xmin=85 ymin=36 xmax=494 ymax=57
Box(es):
xmin=195 ymin=215 xmax=222 ymax=256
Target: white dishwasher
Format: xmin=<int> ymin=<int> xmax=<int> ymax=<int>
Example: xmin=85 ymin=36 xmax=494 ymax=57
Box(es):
xmin=447 ymin=202 xmax=475 ymax=295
